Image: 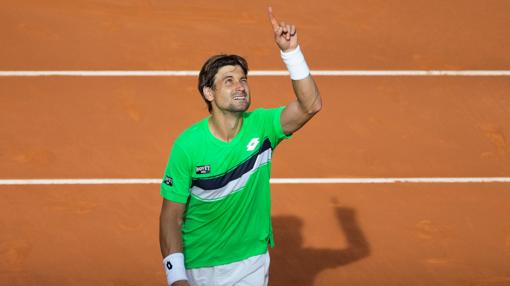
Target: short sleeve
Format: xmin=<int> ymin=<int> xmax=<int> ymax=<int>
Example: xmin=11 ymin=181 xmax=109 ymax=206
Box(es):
xmin=160 ymin=143 xmax=192 ymax=203
xmin=260 ymin=106 xmax=292 ymax=149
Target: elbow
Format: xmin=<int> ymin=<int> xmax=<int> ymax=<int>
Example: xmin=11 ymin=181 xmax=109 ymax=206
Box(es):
xmin=313 ymin=98 xmax=323 ymax=114
xmin=307 ymin=106 xmax=321 ymax=116
xmin=307 ymin=92 xmax=322 ymax=115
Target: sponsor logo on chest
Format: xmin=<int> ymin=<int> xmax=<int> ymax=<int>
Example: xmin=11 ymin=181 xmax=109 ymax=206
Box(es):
xmin=195 ymin=165 xmax=211 ymax=175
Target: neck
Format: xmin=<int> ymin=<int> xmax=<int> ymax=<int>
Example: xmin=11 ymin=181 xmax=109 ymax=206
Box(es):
xmin=208 ymin=110 xmax=244 ymax=142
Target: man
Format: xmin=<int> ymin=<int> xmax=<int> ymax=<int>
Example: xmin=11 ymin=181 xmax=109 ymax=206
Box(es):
xmin=159 ymin=7 xmax=322 ymax=286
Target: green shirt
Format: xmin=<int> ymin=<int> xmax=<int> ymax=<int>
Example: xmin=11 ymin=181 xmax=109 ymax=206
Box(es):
xmin=161 ymin=107 xmax=290 ymax=268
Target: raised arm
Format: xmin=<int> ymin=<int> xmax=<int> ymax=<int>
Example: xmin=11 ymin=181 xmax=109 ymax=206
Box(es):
xmin=268 ymin=7 xmax=322 ymax=135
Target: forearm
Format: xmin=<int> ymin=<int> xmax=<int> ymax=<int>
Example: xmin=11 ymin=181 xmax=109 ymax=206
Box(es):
xmin=159 ymin=200 xmax=188 ymax=285
xmin=159 ymin=217 xmax=182 ymax=258
xmin=280 ymin=44 xmax=322 ymax=116
xmin=159 ymin=205 xmax=184 ymax=257
xmin=291 ymin=75 xmax=322 ymax=115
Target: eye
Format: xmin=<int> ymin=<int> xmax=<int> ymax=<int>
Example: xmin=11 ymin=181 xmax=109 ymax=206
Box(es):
xmin=240 ymin=78 xmax=248 ymax=83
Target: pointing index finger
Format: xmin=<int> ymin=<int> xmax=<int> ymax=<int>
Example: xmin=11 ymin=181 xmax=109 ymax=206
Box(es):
xmin=268 ymin=6 xmax=279 ymax=30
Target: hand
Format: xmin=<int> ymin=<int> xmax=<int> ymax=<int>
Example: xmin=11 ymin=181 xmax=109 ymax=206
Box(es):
xmin=171 ymin=280 xmax=190 ymax=286
xmin=268 ymin=6 xmax=299 ymax=53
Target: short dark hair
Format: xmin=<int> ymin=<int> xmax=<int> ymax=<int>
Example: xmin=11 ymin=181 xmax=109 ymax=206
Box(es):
xmin=198 ymin=54 xmax=249 ymax=113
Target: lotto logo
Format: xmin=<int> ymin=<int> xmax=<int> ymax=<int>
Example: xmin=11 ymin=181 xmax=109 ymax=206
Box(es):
xmin=246 ymin=138 xmax=260 ymax=151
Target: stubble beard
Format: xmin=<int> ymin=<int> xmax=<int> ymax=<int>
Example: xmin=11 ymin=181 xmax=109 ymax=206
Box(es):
xmin=227 ymin=91 xmax=250 ymax=113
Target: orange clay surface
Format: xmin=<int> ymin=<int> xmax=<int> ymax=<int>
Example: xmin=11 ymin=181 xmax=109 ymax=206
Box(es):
xmin=1 ymin=1 xmax=510 ymax=285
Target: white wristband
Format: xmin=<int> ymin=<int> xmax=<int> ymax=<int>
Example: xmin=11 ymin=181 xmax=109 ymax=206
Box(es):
xmin=163 ymin=253 xmax=188 ymax=285
xmin=280 ymin=45 xmax=310 ymax=80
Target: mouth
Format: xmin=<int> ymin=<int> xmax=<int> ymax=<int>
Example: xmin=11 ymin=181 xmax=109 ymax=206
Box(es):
xmin=233 ymin=93 xmax=248 ymax=101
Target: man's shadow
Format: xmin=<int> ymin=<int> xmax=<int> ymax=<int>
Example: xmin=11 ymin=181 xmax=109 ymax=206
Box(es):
xmin=269 ymin=207 xmax=370 ymax=285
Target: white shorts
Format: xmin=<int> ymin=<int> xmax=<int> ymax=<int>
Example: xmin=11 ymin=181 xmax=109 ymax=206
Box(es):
xmin=186 ymin=252 xmax=270 ymax=286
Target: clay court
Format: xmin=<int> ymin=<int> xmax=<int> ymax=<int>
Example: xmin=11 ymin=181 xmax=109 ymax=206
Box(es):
xmin=1 ymin=1 xmax=510 ymax=285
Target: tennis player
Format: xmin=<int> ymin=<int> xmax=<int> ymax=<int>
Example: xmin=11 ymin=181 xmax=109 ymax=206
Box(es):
xmin=159 ymin=7 xmax=322 ymax=286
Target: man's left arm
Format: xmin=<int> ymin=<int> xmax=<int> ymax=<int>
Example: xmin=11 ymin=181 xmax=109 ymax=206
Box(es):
xmin=268 ymin=7 xmax=322 ymax=136
xmin=281 ymin=72 xmax=321 ymax=135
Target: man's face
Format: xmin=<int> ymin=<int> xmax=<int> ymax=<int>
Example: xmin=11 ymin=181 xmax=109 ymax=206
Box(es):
xmin=209 ymin=65 xmax=250 ymax=113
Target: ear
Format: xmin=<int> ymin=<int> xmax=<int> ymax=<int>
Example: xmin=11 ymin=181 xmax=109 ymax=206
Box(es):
xmin=203 ymin=87 xmax=215 ymax=102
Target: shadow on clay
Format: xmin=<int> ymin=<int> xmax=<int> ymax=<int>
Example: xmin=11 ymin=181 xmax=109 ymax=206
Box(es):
xmin=269 ymin=207 xmax=370 ymax=286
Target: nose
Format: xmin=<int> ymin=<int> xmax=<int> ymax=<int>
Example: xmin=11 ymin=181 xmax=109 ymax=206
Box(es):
xmin=234 ymin=79 xmax=246 ymax=91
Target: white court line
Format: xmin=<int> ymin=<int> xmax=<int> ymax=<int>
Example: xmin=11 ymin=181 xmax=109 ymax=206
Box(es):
xmin=1 ymin=70 xmax=510 ymax=77
xmin=1 ymin=177 xmax=510 ymax=185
